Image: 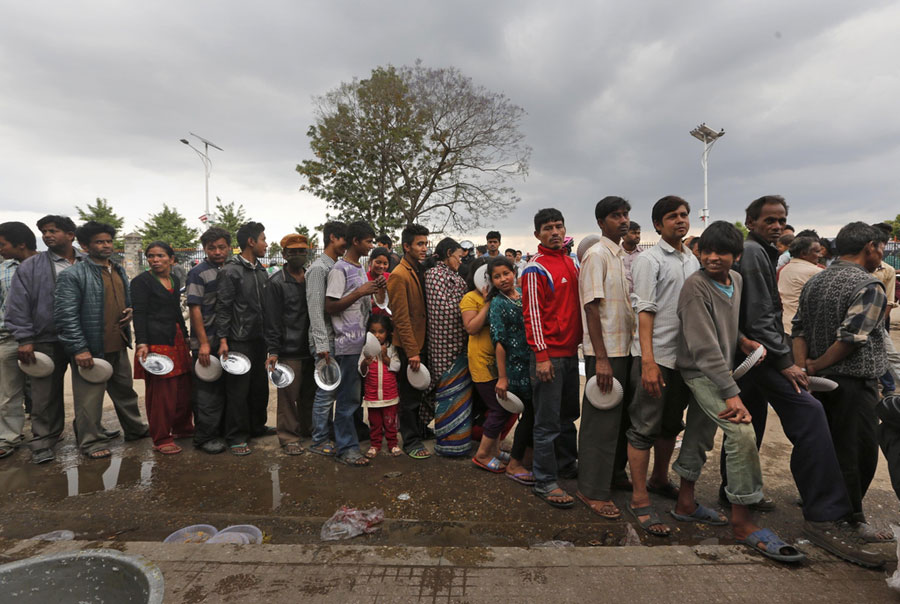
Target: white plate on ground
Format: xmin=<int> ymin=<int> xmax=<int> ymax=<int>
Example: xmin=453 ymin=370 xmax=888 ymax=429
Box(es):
xmin=732 ymin=346 xmax=766 ymax=380
xmin=584 ymin=376 xmax=624 ymax=410
xmin=217 ymin=524 xmax=263 ymax=544
xmin=194 ymin=356 xmax=223 ymax=382
xmin=221 ymin=352 xmax=251 ymax=375
xmin=314 ymin=357 xmax=341 ymax=391
xmin=473 ymin=264 xmax=491 ymax=291
xmin=268 ymin=362 xmax=295 ymax=388
xmin=808 ymin=376 xmax=839 ymax=392
xmin=164 ymin=524 xmax=218 ymax=544
xmin=140 ymin=353 xmax=174 ymax=376
xmin=207 ymin=531 xmax=250 ymax=544
xmin=17 ymin=351 xmax=55 ymax=378
xmin=363 ymin=333 xmax=381 ymax=358
xmin=407 ymin=364 xmax=431 ymax=390
xmin=77 ymin=358 xmax=113 ymax=383
xmin=497 ymin=391 xmax=524 ymax=414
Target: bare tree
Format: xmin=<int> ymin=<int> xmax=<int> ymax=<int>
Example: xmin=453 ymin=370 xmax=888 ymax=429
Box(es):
xmin=297 ymin=62 xmax=530 ymax=233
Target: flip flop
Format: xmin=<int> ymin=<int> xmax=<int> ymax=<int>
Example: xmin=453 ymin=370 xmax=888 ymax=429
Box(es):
xmin=669 ymin=503 xmax=728 ymax=526
xmin=86 ymin=449 xmax=111 ymax=460
xmin=739 ymin=528 xmax=806 ymax=563
xmin=0 ymin=445 xmax=16 ymax=459
xmin=533 ymin=485 xmax=574 ymax=509
xmin=283 ymin=442 xmax=304 ymax=455
xmin=505 ymin=471 xmax=535 ymax=486
xmin=408 ymin=448 xmax=432 ymax=460
xmin=336 ymin=451 xmax=370 ymax=467
xmin=497 ymin=450 xmax=511 ymax=463
xmin=309 ymin=441 xmax=336 ymax=456
xmin=646 ymin=480 xmax=680 ymax=500
xmin=472 ymin=456 xmax=506 ymax=473
xmin=855 ymin=523 xmax=895 ymax=543
xmin=229 ymin=443 xmax=251 ymax=456
xmin=154 ymin=443 xmax=182 ymax=455
xmin=576 ymin=491 xmax=621 ymax=519
xmin=364 ymin=447 xmax=378 ymax=458
xmin=628 ymin=505 xmax=670 ymax=537
xmin=390 ymin=446 xmax=403 ymax=457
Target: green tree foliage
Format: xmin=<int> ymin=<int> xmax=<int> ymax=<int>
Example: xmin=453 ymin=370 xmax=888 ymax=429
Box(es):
xmin=294 ymin=224 xmax=320 ymax=248
xmin=297 ymin=62 xmax=531 ymax=233
xmin=734 ymin=221 xmax=749 ymax=239
xmin=209 ymin=198 xmax=247 ymax=245
xmin=267 ymin=241 xmax=282 ymax=258
xmin=76 ymin=198 xmax=125 ymax=247
xmin=886 ymin=214 xmax=900 ymax=240
xmin=138 ymin=204 xmax=199 ymax=249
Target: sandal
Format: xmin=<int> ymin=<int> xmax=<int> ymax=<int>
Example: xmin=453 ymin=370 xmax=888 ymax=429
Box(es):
xmin=576 ymin=491 xmax=621 ymax=519
xmin=472 ymin=456 xmax=506 ymax=473
xmin=505 ymin=471 xmax=536 ymax=486
xmin=533 ymin=485 xmax=574 ymax=509
xmin=337 ymin=451 xmax=370 ymax=466
xmin=365 ymin=447 xmax=378 ymax=458
xmin=390 ymin=446 xmax=403 ymax=457
xmin=856 ymin=523 xmax=895 ymax=543
xmin=628 ymin=504 xmax=670 ymax=537
xmin=229 ymin=443 xmax=251 ymax=456
xmin=0 ymin=445 xmax=16 ymax=459
xmin=283 ymin=442 xmax=304 ymax=455
xmin=309 ymin=441 xmax=336 ymax=456
xmin=739 ymin=528 xmax=806 ymax=563
xmin=646 ymin=480 xmax=680 ymax=501
xmin=670 ymin=503 xmax=728 ymax=526
xmin=497 ymin=450 xmax=511 ymax=463
xmin=154 ymin=443 xmax=182 ymax=455
xmin=86 ymin=449 xmax=111 ymax=460
xmin=407 ymin=448 xmax=431 ymax=460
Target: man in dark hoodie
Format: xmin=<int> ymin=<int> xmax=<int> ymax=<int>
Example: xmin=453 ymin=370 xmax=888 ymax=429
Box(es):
xmin=216 ymin=221 xmax=270 ymax=456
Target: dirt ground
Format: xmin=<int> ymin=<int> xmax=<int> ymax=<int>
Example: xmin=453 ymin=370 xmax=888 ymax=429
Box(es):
xmin=1 ymin=319 xmax=899 ymax=554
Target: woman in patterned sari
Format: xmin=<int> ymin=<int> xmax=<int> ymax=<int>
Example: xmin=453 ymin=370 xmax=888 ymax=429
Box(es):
xmin=424 ymin=238 xmax=471 ymax=456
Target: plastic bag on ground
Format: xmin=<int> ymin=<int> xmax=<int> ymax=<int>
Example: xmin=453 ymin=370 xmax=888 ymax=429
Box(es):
xmin=886 ymin=525 xmax=900 ymax=592
xmin=320 ymin=506 xmax=384 ymax=541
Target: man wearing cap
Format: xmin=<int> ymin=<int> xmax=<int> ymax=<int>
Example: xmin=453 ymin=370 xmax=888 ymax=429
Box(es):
xmin=0 ymin=222 xmax=38 ymax=458
xmin=265 ymin=234 xmax=316 ymax=455
xmin=6 ymin=216 xmax=91 ymax=463
xmin=186 ymin=226 xmax=232 ymax=454
xmin=54 ymin=221 xmax=149 ymax=459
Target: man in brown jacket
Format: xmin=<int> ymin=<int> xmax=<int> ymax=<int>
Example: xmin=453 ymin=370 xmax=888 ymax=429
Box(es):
xmin=386 ymin=224 xmax=431 ymax=458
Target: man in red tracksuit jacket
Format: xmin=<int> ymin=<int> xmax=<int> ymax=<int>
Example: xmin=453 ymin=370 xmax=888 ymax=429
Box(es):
xmin=522 ymin=208 xmax=583 ymax=508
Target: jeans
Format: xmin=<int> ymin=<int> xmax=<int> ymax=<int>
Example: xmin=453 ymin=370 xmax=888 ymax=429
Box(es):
xmin=531 ymin=354 xmax=580 ymax=491
xmin=334 ymin=354 xmax=363 ymax=456
xmin=723 ymin=363 xmax=852 ymax=522
xmin=577 ymin=355 xmax=632 ymax=500
xmin=673 ymin=375 xmax=764 ymax=505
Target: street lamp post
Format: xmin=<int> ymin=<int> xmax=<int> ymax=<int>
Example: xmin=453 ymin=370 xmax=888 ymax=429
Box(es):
xmin=180 ymin=133 xmax=223 ymax=222
xmin=689 ymin=123 xmax=725 ymax=227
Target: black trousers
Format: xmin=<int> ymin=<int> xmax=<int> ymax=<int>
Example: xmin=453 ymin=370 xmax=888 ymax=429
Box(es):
xmin=222 ymin=339 xmax=269 ymax=445
xmin=396 ymin=348 xmax=428 ymax=452
xmin=721 ymin=363 xmax=853 ymax=522
xmin=192 ymin=351 xmax=225 ymax=446
xmin=816 ymin=376 xmax=880 ymax=521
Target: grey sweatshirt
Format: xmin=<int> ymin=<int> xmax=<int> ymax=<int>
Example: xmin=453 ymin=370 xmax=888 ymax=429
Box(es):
xmin=676 ymin=269 xmax=743 ymax=399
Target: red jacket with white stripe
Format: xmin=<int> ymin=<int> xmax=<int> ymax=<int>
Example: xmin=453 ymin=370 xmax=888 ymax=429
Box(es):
xmin=521 ymin=245 xmax=583 ymax=362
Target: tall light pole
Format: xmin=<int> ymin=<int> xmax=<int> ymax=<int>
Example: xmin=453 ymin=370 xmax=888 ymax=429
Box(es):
xmin=180 ymin=133 xmax=223 ymax=223
xmin=689 ymin=123 xmax=725 ymax=228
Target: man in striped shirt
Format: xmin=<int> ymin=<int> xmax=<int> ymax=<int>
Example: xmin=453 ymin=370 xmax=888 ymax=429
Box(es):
xmin=186 ymin=227 xmax=232 ymax=454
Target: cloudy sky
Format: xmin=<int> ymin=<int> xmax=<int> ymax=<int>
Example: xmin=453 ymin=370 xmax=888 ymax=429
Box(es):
xmin=2 ymin=1 xmax=898 ymax=252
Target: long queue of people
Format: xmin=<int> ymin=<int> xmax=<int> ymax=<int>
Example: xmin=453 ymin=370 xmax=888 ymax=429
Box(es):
xmin=0 ymin=194 xmax=898 ymax=569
